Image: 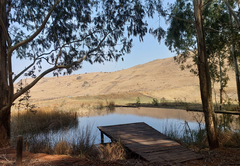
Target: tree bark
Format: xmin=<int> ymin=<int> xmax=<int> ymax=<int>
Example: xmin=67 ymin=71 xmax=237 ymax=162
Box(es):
xmin=193 ymin=0 xmax=219 ymax=149
xmin=0 ymin=0 xmax=10 ymax=148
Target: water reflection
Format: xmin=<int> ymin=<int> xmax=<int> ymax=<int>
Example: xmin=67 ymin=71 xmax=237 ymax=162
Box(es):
xmin=27 ymin=107 xmax=240 ymax=149
xmin=67 ymin=107 xmax=206 ymax=144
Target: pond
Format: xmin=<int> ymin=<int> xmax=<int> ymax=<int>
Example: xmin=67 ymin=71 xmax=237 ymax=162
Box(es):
xmin=78 ymin=107 xmax=205 ymax=143
xmin=37 ymin=107 xmax=207 ymax=145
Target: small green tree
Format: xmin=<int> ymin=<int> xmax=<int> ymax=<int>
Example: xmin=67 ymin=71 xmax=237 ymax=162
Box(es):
xmin=152 ymin=98 xmax=159 ymax=106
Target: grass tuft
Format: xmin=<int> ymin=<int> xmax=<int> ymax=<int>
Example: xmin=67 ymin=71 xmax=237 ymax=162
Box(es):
xmin=98 ymin=142 xmax=126 ymax=161
xmin=54 ymin=141 xmax=70 ymax=155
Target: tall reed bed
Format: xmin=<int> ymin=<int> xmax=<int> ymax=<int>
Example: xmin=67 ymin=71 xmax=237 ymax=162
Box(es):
xmin=26 ymin=124 xmax=98 ymax=158
xmin=11 ymin=107 xmax=78 ymax=137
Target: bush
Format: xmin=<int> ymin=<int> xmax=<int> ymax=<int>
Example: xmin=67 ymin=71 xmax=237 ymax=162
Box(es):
xmin=106 ymin=101 xmax=115 ymax=112
xmin=152 ymin=98 xmax=159 ymax=106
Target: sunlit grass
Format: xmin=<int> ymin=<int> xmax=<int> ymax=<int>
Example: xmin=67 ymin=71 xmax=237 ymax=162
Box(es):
xmin=98 ymin=142 xmax=126 ymax=161
xmin=11 ymin=106 xmax=78 ymax=147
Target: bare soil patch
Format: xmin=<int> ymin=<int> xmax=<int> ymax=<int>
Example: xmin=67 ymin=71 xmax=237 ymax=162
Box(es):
xmin=1 ymin=147 xmax=240 ymax=165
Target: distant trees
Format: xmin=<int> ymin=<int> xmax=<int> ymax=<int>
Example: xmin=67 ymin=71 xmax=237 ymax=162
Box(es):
xmin=0 ymin=0 xmax=158 ymax=147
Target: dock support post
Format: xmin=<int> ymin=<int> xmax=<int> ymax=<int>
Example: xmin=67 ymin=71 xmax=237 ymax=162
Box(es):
xmin=16 ymin=135 xmax=23 ymax=166
xmin=101 ymin=131 xmax=104 ymax=144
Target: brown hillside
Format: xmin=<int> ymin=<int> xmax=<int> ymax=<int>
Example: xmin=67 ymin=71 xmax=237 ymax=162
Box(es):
xmin=17 ymin=57 xmax=237 ymax=103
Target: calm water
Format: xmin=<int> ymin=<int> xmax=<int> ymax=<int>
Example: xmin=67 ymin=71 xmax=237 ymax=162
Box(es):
xmin=37 ymin=107 xmax=207 ymax=144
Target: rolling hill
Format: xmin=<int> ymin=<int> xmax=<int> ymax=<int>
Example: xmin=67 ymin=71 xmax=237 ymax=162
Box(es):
xmin=17 ymin=56 xmax=237 ymax=104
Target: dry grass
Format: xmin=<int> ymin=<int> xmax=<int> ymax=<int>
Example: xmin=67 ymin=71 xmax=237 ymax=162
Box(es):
xmin=98 ymin=142 xmax=126 ymax=161
xmin=11 ymin=106 xmax=77 ymax=135
xmin=54 ymin=141 xmax=70 ymax=155
xmin=21 ymin=124 xmax=98 ymax=159
xmin=218 ymin=129 xmax=240 ymax=147
xmin=11 ymin=106 xmax=78 ymax=147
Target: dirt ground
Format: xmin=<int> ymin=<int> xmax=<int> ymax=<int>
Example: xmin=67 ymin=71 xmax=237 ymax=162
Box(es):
xmin=1 ymin=147 xmax=240 ymax=166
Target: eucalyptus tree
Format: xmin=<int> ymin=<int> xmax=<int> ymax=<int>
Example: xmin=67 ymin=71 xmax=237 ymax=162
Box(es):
xmin=193 ymin=0 xmax=220 ymax=148
xmin=0 ymin=0 xmax=158 ymax=147
xmin=153 ymin=0 xmax=234 ymax=149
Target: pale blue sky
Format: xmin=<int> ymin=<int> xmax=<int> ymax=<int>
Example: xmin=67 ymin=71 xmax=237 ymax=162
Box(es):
xmin=12 ymin=0 xmax=176 ymax=80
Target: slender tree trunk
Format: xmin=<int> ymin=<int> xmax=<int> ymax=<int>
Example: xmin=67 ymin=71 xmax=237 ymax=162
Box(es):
xmin=219 ymin=53 xmax=223 ymax=110
xmin=231 ymin=45 xmax=240 ymax=106
xmin=193 ymin=0 xmax=219 ymax=149
xmin=229 ymin=12 xmax=240 ymax=107
xmin=0 ymin=0 xmax=10 ymax=148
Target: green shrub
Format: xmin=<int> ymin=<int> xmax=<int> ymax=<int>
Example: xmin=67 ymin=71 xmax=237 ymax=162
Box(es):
xmin=152 ymin=98 xmax=159 ymax=106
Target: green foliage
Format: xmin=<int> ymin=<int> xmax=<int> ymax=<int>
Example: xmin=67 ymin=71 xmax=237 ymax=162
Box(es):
xmin=8 ymin=0 xmax=160 ymax=77
xmin=165 ymin=0 xmax=196 ymax=55
xmin=161 ymin=0 xmax=233 ymax=85
xmin=152 ymin=98 xmax=159 ymax=106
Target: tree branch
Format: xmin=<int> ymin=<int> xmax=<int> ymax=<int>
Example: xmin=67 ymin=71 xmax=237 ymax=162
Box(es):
xmin=165 ymin=12 xmax=195 ymax=24
xmin=13 ymin=55 xmax=87 ymax=102
xmin=12 ymin=29 xmax=112 ymax=102
xmin=13 ymin=58 xmax=36 ymax=83
xmin=9 ymin=0 xmax=62 ymax=54
xmin=13 ymin=29 xmax=100 ymax=82
xmin=223 ymin=0 xmax=240 ymax=31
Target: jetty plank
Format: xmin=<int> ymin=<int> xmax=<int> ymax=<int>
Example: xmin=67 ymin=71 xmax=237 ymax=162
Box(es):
xmin=97 ymin=122 xmax=202 ymax=163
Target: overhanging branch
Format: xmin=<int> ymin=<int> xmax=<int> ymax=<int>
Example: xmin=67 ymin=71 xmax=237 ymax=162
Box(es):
xmin=13 ymin=55 xmax=87 ymax=101
xmin=9 ymin=0 xmax=62 ymax=54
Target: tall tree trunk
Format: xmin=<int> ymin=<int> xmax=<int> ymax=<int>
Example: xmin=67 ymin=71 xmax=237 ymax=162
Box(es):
xmin=193 ymin=0 xmax=219 ymax=149
xmin=0 ymin=0 xmax=10 ymax=148
xmin=229 ymin=11 xmax=240 ymax=107
xmin=219 ymin=53 xmax=223 ymax=110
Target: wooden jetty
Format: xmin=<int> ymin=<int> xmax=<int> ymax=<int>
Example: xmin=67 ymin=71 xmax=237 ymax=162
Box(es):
xmin=97 ymin=122 xmax=202 ymax=163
